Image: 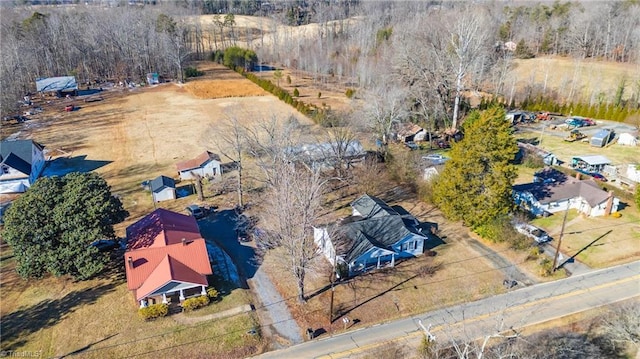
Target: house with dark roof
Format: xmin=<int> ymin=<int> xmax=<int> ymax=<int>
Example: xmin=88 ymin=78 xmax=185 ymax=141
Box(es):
xmin=176 ymin=150 xmax=222 ymax=181
xmin=125 ymin=208 xmax=213 ymax=308
xmin=513 ymin=168 xmax=619 ymax=217
xmin=150 ymin=175 xmax=176 ymax=202
xmin=0 ymin=139 xmax=46 ymax=193
xmin=314 ymin=194 xmax=433 ymax=277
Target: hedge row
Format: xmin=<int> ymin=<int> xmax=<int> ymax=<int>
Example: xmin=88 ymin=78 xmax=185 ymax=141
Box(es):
xmin=138 ymin=303 xmax=169 ymax=321
xmin=182 ymin=295 xmax=210 ymax=312
xmin=225 ymin=64 xmax=336 ymax=127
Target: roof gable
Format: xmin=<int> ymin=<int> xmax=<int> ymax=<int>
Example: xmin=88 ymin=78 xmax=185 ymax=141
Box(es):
xmin=351 ymin=194 xmax=399 ymax=218
xmin=1 ymin=153 xmax=31 ymax=175
xmin=176 ymin=151 xmax=221 ymax=172
xmin=335 ymin=210 xmax=426 ymax=264
xmin=133 ymin=254 xmax=208 ymax=301
xmin=150 ymin=175 xmax=175 ymax=193
xmin=0 ymin=140 xmax=42 ymax=167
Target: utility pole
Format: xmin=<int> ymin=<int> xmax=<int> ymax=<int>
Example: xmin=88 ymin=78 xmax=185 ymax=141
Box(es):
xmin=553 ymin=201 xmax=570 ymax=271
xmin=329 ymin=249 xmax=337 ymax=329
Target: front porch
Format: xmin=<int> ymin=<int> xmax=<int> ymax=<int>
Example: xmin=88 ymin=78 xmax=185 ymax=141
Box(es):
xmin=139 ymin=285 xmax=207 ymax=309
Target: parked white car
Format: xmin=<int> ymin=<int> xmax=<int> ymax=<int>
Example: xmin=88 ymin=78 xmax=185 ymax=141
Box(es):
xmin=514 ymin=223 xmax=552 ymax=243
xmin=422 ymin=154 xmax=449 ymax=165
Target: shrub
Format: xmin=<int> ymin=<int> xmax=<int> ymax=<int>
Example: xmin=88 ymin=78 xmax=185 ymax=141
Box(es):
xmin=293 ymin=87 xmax=299 ymax=97
xmin=345 ymin=88 xmax=355 ymax=99
xmin=286 ymin=75 xmax=291 ymax=84
xmin=539 ymin=258 xmax=554 ymax=277
xmin=318 ymin=91 xmax=321 ymax=98
xmin=610 ymin=212 xmax=622 ymax=218
xmin=182 ymin=295 xmax=210 ymax=312
xmin=184 ymin=67 xmax=204 ymax=79
xmin=526 ymin=246 xmax=541 ymax=261
xmin=138 ymin=303 xmax=169 ymax=321
xmin=206 ymin=287 xmax=219 ymax=300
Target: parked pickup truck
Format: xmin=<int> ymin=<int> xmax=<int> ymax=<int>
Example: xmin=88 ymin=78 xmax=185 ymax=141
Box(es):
xmin=514 ymin=222 xmax=552 ymax=243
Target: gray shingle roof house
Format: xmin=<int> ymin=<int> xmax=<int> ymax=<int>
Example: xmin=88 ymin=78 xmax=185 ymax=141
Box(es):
xmin=513 ymin=168 xmax=618 ymax=217
xmin=150 ymin=175 xmax=176 ymax=202
xmin=0 ymin=139 xmax=46 ymax=193
xmin=314 ymin=194 xmax=433 ymax=277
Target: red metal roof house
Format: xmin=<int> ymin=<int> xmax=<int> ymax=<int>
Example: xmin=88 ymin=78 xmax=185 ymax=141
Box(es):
xmin=125 ymin=208 xmax=212 ymax=308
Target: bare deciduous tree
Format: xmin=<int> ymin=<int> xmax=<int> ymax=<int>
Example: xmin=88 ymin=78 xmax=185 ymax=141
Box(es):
xmin=209 ymin=116 xmax=246 ymax=207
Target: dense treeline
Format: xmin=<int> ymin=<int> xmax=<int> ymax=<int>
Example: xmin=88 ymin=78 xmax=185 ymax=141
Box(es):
xmin=2 ymin=1 xmax=640 ymax=122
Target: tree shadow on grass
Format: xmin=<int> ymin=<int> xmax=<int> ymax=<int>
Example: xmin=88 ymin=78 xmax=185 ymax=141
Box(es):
xmin=0 ymin=281 xmax=118 ymax=350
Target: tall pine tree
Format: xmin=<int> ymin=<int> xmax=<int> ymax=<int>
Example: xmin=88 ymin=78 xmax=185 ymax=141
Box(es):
xmin=432 ymin=107 xmax=518 ymax=228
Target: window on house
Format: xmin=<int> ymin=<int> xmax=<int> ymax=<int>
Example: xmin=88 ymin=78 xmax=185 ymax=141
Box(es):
xmin=212 ymin=168 xmax=216 ymax=176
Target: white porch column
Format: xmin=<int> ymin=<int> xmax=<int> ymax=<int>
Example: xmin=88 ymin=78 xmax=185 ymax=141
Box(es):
xmin=391 ymin=253 xmax=395 ymax=267
xmin=201 ymin=286 xmax=207 ymax=296
xmin=179 ymin=289 xmax=185 ymax=301
xmin=376 ymin=256 xmax=381 ymax=269
xmin=139 ymin=299 xmax=147 ymax=308
xmin=162 ymin=293 xmax=168 ymax=304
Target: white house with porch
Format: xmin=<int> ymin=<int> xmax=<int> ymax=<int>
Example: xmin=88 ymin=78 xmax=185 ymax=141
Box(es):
xmin=124 ymin=208 xmax=212 ymax=308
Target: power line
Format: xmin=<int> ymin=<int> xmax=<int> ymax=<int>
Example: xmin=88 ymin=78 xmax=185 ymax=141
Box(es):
xmin=58 ymin=229 xmax=640 ymax=357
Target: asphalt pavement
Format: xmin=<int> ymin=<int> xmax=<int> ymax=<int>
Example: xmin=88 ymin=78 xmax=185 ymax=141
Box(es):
xmin=197 ymin=209 xmax=303 ymax=347
xmin=252 ymin=260 xmax=640 ymax=359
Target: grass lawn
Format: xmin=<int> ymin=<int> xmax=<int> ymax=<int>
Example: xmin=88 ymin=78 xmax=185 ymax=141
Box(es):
xmin=258 ymin=191 xmax=509 ymax=337
xmin=0 ymin=252 xmax=262 ymax=358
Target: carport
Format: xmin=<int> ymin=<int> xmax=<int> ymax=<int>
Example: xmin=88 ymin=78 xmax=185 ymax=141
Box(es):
xmin=571 ymin=155 xmax=611 ymax=173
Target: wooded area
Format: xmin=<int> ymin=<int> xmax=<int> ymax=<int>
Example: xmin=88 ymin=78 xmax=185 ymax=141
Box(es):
xmin=2 ymin=1 xmax=639 ymax=123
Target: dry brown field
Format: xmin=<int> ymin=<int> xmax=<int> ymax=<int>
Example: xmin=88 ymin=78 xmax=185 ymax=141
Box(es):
xmin=2 ymin=48 xmax=639 ymax=357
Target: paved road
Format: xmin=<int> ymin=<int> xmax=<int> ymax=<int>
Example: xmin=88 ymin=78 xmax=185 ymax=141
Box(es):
xmin=253 ymin=261 xmax=640 ymax=359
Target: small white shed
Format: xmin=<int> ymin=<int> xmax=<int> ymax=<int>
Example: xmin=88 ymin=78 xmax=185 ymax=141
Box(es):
xmin=150 ymin=175 xmax=176 ymax=202
xmin=618 ymin=133 xmax=637 ymax=146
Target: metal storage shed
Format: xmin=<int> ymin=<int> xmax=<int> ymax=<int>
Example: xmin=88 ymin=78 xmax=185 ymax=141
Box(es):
xmin=35 ymin=76 xmax=78 ymax=93
xmin=590 ymin=129 xmax=614 ymax=147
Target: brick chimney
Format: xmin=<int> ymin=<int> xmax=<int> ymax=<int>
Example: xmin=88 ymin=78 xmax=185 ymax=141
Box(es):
xmin=576 ymin=171 xmax=581 ymax=180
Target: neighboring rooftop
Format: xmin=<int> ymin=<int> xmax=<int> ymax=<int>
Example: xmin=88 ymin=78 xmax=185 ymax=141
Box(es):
xmin=572 ymin=155 xmax=611 ymax=166
xmin=149 ymin=175 xmax=175 ymax=193
xmin=176 ymin=151 xmax=221 ymax=172
xmin=35 ymin=76 xmax=78 ymax=92
xmin=513 ymin=168 xmax=610 ymax=207
xmin=351 ymin=193 xmax=399 ymax=218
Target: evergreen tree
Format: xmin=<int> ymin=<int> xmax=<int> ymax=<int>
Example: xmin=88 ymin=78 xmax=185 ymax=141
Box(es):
xmin=432 ymin=107 xmax=519 ymax=228
xmin=2 ymin=172 xmax=128 ymax=279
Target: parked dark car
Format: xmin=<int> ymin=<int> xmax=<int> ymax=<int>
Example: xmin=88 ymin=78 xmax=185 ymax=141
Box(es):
xmin=404 ymin=141 xmax=419 ymax=150
xmin=186 ymin=204 xmax=206 ymax=219
xmin=90 ymin=239 xmax=121 ymax=252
